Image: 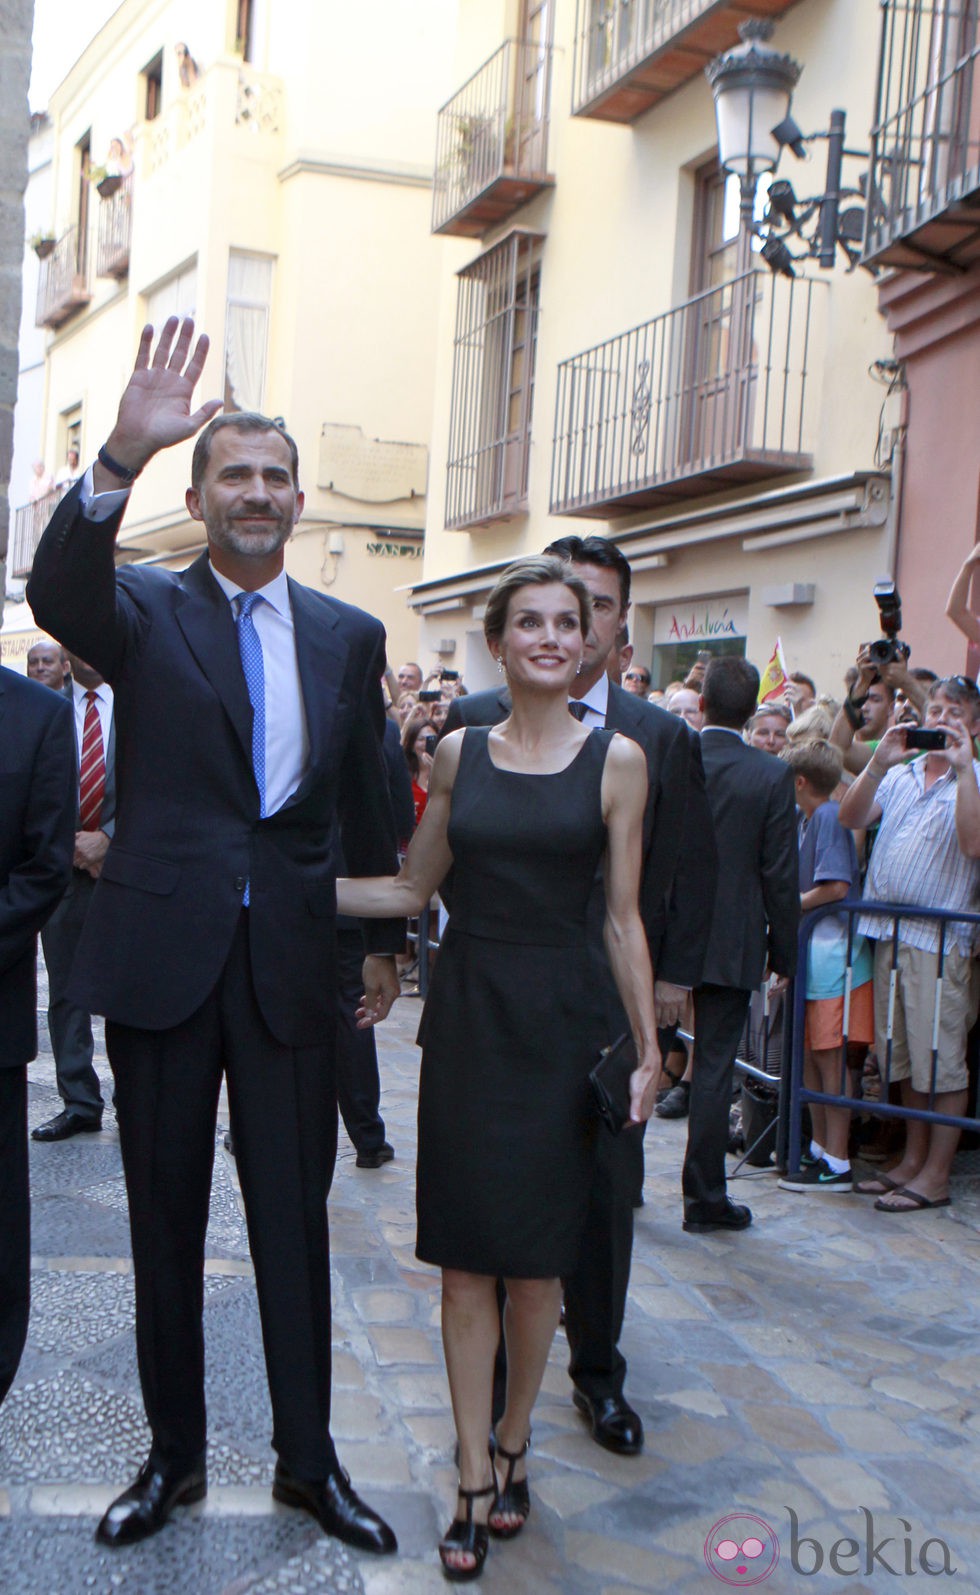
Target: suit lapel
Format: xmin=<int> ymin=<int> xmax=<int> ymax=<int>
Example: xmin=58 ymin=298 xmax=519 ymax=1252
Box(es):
xmin=175 ymin=555 xmax=254 ymax=769
xmin=288 ymin=579 xmax=346 ymax=777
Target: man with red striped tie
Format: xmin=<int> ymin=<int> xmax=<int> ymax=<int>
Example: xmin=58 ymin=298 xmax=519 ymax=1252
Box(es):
xmin=32 ymin=653 xmax=115 ymax=1141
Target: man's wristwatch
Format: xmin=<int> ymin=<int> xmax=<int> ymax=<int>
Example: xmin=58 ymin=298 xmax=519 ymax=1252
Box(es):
xmin=97 ymin=444 xmax=141 ymax=484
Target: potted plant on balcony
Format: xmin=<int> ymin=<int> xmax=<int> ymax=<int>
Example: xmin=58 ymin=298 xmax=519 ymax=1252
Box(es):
xmin=29 ymin=231 xmax=56 ymax=259
xmin=89 ymin=165 xmax=123 ymax=199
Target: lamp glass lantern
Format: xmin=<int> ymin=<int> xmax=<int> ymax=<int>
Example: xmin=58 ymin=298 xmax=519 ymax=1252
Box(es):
xmin=706 ymin=21 xmax=802 ymax=190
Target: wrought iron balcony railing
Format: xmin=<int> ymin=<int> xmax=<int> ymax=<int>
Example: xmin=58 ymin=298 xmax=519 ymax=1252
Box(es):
xmin=863 ymin=0 xmax=980 ymax=270
xmin=96 ymin=170 xmax=133 ymax=279
xmin=571 ymin=0 xmax=803 ymax=121
xmin=8 ymin=487 xmax=70 ymax=579
xmin=35 ymin=225 xmax=91 ymax=329
xmin=551 ymin=270 xmax=821 ymax=517
xmin=432 ymin=39 xmax=554 ymax=237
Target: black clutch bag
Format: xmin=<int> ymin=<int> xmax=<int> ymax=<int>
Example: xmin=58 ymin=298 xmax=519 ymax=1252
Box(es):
xmin=589 ymin=1033 xmax=637 ymax=1134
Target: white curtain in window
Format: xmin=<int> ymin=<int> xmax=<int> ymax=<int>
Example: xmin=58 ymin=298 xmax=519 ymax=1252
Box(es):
xmin=225 ymin=252 xmax=273 ymax=412
xmin=145 ymin=263 xmax=197 ymax=329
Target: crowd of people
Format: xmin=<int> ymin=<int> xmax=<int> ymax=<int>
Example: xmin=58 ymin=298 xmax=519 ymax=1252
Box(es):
xmin=2 ymin=315 xmax=980 ymax=1586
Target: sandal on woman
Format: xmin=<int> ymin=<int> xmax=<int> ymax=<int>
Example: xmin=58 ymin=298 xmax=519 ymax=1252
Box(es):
xmin=439 ymin=1481 xmax=497 ymax=1582
xmin=488 ymin=1435 xmax=530 ymax=1539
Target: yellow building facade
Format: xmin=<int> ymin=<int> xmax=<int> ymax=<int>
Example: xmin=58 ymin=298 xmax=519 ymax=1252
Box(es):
xmin=9 ymin=0 xmax=456 ymax=666
xmin=408 ymin=0 xmax=903 ymax=697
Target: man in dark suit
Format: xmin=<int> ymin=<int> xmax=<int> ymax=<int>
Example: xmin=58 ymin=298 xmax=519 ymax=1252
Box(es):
xmin=443 ymin=534 xmax=717 ymax=1455
xmin=682 ymin=656 xmax=799 ymax=1233
xmin=27 ymin=318 xmax=403 ymax=1554
xmin=0 ymin=667 xmax=76 ymax=1407
xmin=32 ymin=652 xmax=115 ymax=1140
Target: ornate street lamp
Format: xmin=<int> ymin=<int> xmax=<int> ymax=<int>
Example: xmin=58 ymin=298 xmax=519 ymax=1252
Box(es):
xmin=706 ymin=19 xmax=872 ymax=278
xmin=705 ymin=20 xmax=802 ymax=242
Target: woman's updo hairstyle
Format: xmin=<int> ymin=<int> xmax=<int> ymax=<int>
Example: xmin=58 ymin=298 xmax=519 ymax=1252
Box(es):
xmin=483 ymin=555 xmax=592 ymax=648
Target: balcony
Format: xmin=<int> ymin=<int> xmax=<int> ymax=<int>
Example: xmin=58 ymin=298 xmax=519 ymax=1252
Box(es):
xmin=551 ymin=270 xmax=821 ymax=517
xmin=96 ymin=170 xmax=133 ymax=279
xmin=8 ymin=488 xmax=70 ymax=579
xmin=432 ymin=39 xmax=555 ymax=238
xmin=35 ymin=225 xmax=90 ymax=329
xmin=863 ymin=1 xmax=980 ymax=271
xmin=572 ymin=0 xmax=803 ymax=121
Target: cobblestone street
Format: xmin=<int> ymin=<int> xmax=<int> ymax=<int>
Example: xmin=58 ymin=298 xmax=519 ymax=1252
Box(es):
xmin=3 ymin=975 xmax=980 ymax=1593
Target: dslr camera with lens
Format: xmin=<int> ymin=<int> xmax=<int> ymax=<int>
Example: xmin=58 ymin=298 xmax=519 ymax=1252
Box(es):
xmin=865 ymin=580 xmax=911 ymax=668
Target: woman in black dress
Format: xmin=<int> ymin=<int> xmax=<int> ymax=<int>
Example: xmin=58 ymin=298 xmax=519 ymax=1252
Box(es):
xmin=339 ymin=556 xmax=660 ymax=1580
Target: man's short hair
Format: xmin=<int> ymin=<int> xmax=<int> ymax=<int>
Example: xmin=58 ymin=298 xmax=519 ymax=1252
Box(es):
xmin=789 ymin=671 xmax=817 ymax=695
xmin=543 ymin=535 xmax=631 ymax=612
xmin=703 ymin=656 xmax=760 ymax=730
xmin=911 ymin=667 xmax=938 ymax=684
xmin=191 ymin=412 xmax=300 ymax=490
xmin=781 ymin=738 xmax=843 ymax=797
xmin=929 ymin=675 xmax=980 ymax=719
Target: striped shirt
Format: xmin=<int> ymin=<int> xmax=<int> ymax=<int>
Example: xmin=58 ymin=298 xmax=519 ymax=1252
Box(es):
xmin=858 ymin=757 xmax=980 ymax=954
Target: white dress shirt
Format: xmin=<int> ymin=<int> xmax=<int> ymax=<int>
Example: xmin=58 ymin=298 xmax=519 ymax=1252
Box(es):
xmin=208 ymin=564 xmax=309 ymax=814
xmin=569 ymin=672 xmax=610 ymax=728
xmin=78 ymin=468 xmax=309 ymax=816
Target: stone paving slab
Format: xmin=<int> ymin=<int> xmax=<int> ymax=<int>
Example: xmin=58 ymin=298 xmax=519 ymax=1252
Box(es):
xmin=4 ymin=973 xmax=980 ymax=1591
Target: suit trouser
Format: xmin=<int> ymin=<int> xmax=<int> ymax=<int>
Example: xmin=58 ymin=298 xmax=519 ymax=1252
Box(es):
xmin=106 ymin=913 xmax=339 ymax=1478
xmin=683 ymin=983 xmax=752 ymax=1221
xmin=0 ymin=1066 xmax=29 ymax=1407
xmin=562 ymin=1121 xmax=641 ymax=1402
xmin=334 ymin=928 xmax=386 ymax=1154
xmin=492 ymin=1116 xmax=642 ymax=1412
xmin=40 ymin=872 xmax=104 ymax=1119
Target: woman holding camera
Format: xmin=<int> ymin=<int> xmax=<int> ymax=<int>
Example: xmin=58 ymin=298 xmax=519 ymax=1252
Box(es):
xmin=339 ymin=555 xmax=660 ymax=1582
xmin=401 ymin=710 xmax=437 ymax=825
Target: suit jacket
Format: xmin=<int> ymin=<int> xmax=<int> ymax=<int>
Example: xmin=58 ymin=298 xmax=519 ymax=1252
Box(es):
xmin=0 ymin=668 xmax=76 ymax=1067
xmin=27 ymin=482 xmax=401 ymax=1044
xmin=441 ymin=683 xmax=717 ymax=1016
xmin=698 ymin=728 xmax=800 ymax=989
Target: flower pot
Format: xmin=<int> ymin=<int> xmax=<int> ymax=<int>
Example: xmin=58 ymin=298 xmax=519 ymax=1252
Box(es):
xmin=97 ymin=174 xmax=123 ymax=199
xmin=33 ymin=238 xmax=56 ymax=259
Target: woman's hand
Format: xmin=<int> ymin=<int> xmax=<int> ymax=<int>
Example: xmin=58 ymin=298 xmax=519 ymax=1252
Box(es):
xmin=628 ymin=1042 xmax=663 ymax=1125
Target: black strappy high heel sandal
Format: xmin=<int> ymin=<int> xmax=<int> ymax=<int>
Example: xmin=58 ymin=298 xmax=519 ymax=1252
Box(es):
xmin=487 ymin=1434 xmax=530 ymax=1539
xmin=438 ymin=1480 xmax=497 ymax=1582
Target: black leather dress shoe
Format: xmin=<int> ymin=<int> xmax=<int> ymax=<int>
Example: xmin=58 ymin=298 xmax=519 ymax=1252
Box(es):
xmin=572 ymin=1390 xmax=644 ymax=1455
xmin=95 ymin=1457 xmax=206 ymax=1546
xmin=355 ymin=1142 xmax=394 ymax=1169
xmin=272 ymin=1462 xmax=397 ymax=1554
xmin=683 ymin=1199 xmax=753 ymax=1233
xmin=32 ymin=1110 xmax=102 ymax=1142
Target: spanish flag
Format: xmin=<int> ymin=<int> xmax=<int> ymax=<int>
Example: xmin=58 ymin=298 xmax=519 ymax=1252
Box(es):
xmin=758 ymin=638 xmax=789 ymax=705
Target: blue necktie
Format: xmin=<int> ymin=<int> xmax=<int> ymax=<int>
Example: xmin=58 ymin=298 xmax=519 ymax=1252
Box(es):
xmin=235 ymin=592 xmax=266 ymax=904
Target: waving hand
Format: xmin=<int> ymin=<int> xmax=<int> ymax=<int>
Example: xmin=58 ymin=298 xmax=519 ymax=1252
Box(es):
xmin=96 ymin=317 xmax=223 ymax=489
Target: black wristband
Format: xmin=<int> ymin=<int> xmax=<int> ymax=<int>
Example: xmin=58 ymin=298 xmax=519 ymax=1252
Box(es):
xmin=843 ymin=696 xmax=865 ymax=730
xmin=97 ymin=444 xmax=141 ymax=484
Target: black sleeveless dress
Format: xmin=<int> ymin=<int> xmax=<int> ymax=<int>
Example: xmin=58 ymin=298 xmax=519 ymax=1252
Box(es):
xmin=416 ymin=726 xmax=613 ymax=1278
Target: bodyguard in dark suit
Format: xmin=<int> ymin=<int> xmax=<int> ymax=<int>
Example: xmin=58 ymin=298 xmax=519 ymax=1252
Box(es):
xmin=27 ymin=319 xmax=402 ymax=1554
xmin=682 ymin=656 xmax=799 ymax=1233
xmin=0 ymin=667 xmax=76 ymax=1406
xmin=33 ymin=654 xmax=116 ymax=1139
xmin=443 ymin=535 xmax=717 ymax=1454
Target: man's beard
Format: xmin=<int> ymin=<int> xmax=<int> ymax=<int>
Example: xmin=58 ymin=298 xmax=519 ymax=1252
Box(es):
xmin=207 ymin=510 xmax=293 ymax=558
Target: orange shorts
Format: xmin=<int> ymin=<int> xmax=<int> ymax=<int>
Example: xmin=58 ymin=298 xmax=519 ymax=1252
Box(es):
xmin=804 ymin=981 xmax=874 ymax=1052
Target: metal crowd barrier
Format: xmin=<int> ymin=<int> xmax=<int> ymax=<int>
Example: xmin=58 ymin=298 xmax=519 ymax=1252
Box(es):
xmin=404 ymin=902 xmax=442 ymax=999
xmin=785 ymin=899 xmax=980 ymax=1176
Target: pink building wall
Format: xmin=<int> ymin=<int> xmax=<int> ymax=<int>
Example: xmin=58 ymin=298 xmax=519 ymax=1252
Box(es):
xmin=879 ymin=270 xmax=980 ymax=679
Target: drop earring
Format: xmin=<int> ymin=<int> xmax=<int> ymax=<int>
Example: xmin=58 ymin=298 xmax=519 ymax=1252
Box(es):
xmin=496 ymin=658 xmax=504 ymax=675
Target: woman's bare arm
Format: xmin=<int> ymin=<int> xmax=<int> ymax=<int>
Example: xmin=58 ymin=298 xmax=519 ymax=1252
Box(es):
xmin=337 ymin=732 xmax=461 ymax=918
xmin=600 ymin=736 xmax=662 ymax=1123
